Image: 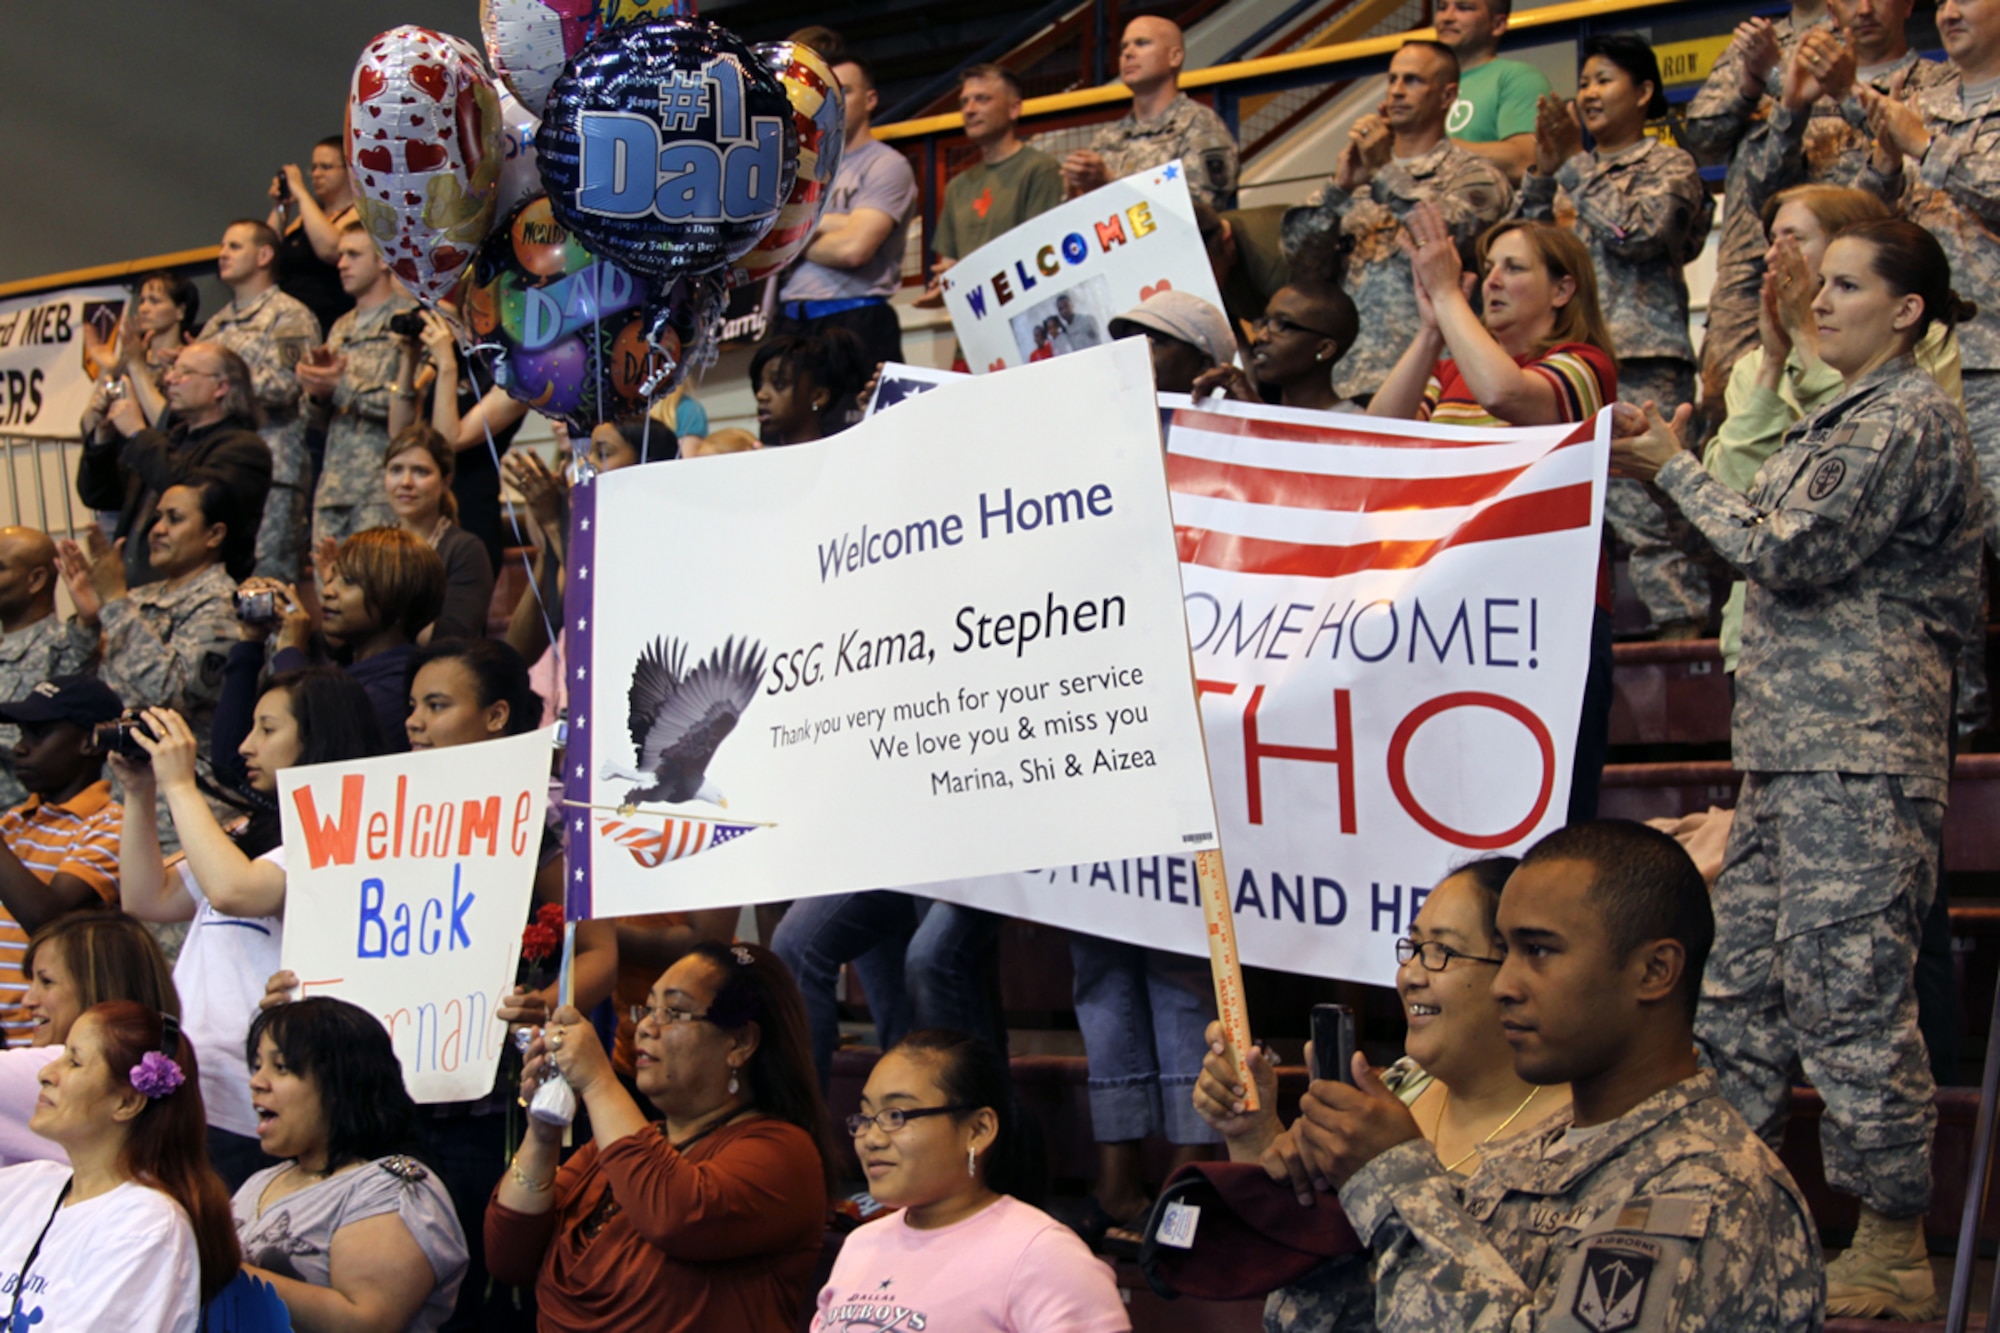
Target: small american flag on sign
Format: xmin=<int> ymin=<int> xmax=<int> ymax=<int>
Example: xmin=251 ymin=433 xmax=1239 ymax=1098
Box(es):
xmin=597 ymin=816 xmax=759 ymax=869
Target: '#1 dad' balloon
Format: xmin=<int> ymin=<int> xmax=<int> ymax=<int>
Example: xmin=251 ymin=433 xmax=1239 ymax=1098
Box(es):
xmin=536 ymin=18 xmax=799 ymax=285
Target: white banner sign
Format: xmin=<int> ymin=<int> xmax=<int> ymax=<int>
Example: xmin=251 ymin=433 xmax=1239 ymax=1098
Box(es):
xmin=0 ymin=284 xmax=126 ymax=438
xmin=563 ymin=340 xmax=1219 ymax=921
xmin=278 ymin=729 xmax=552 ymax=1102
xmin=940 ymin=167 xmax=1229 ymax=375
xmin=922 ymin=398 xmax=1609 ymax=986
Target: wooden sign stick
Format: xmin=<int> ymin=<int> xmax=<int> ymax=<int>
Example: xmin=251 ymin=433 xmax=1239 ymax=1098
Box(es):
xmin=1196 ymin=846 xmax=1258 ymax=1112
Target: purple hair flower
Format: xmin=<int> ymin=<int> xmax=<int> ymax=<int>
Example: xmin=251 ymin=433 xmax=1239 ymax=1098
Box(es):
xmin=130 ymin=1051 xmax=185 ymax=1099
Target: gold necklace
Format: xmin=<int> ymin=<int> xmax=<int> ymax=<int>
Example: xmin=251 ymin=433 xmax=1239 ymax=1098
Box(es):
xmin=1435 ymin=1085 xmax=1542 ymax=1172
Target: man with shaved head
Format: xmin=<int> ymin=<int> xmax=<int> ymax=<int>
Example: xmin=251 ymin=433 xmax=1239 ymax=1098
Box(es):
xmin=0 ymin=528 xmax=94 ymax=810
xmin=1062 ymin=15 xmax=1239 ymax=207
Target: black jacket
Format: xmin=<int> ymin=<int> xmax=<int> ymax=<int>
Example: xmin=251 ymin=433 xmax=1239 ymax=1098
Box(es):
xmin=76 ymin=413 xmax=272 ymax=586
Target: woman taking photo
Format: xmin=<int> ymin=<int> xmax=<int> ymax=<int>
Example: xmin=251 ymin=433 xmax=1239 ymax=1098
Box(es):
xmin=235 ymin=997 xmax=467 ymax=1332
xmin=117 ymin=667 xmax=385 ymax=1188
xmin=270 ymin=137 xmax=360 ymax=335
xmin=0 ymin=1000 xmax=239 ymax=1331
xmin=816 ymin=1029 xmax=1128 ymax=1332
xmin=1370 ymin=207 xmax=1617 ymax=823
xmin=1520 ymin=33 xmax=1714 ymax=639
xmin=382 ymin=425 xmax=495 ymax=643
xmin=225 ymin=526 xmax=446 ymax=756
xmin=1193 ymin=859 xmax=1569 ymax=1329
xmin=488 ymin=941 xmax=831 ymax=1332
xmin=1613 ymin=219 xmax=1981 ymax=1320
xmin=0 ymin=912 xmax=179 ymax=1168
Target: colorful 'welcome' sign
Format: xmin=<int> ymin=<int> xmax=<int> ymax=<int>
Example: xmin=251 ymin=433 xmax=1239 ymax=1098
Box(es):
xmin=279 ymin=729 xmax=552 ymax=1102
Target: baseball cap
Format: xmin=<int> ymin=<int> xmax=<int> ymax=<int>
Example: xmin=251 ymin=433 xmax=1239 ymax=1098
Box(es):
xmin=1107 ymin=290 xmax=1235 ymax=366
xmin=0 ymin=676 xmax=126 ymax=730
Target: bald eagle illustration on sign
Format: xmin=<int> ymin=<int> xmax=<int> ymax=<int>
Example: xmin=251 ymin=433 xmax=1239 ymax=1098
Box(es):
xmin=594 ymin=634 xmax=768 ymax=868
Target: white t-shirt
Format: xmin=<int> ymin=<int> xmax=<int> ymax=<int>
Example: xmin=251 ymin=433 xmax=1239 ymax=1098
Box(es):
xmin=812 ymin=1194 xmax=1130 ymax=1333
xmin=0 ymin=1159 xmax=201 ymax=1333
xmin=0 ymin=1046 xmax=62 ymax=1167
xmin=174 ymin=846 xmax=285 ymax=1137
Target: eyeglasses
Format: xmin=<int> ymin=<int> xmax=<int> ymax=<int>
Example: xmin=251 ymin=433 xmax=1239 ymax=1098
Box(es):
xmin=1396 ymin=938 xmax=1505 ymax=971
xmin=629 ymin=1003 xmax=712 ymax=1027
xmin=1253 ymin=313 xmax=1343 ymax=341
xmin=845 ymin=1104 xmax=971 ymax=1137
xmin=163 ymin=365 xmax=219 ymax=383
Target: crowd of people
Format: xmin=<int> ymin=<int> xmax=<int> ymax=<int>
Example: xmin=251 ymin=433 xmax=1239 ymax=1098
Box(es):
xmin=0 ymin=0 xmax=1992 ymax=1328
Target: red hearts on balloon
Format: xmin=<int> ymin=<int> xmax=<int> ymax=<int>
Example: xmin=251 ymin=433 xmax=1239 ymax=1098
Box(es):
xmin=357 ymin=147 xmax=393 ymax=174
xmin=405 ymin=141 xmax=448 ymax=172
xmin=357 ymin=67 xmax=386 ymax=102
xmin=411 ymin=64 xmax=449 ymax=101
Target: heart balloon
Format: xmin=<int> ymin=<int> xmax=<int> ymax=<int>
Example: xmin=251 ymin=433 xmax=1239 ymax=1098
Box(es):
xmin=470 ymin=194 xmax=680 ymax=430
xmin=347 ymin=26 xmax=504 ymax=304
xmin=480 ymin=0 xmax=695 ymax=117
xmin=536 ymin=18 xmax=799 ymax=284
xmin=730 ymin=40 xmax=846 ymax=286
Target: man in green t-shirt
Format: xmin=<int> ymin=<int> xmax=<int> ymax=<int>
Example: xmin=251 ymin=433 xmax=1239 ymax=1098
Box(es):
xmin=923 ymin=65 xmax=1065 ymax=302
xmin=1433 ymin=0 xmax=1551 ymax=184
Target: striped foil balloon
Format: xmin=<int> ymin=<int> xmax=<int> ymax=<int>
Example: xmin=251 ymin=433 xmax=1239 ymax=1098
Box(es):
xmin=731 ymin=40 xmax=846 ymax=285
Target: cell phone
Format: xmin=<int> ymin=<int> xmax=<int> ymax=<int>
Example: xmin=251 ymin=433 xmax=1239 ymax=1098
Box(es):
xmin=274 ymin=170 xmax=291 ymax=202
xmin=1310 ymin=1003 xmax=1359 ymax=1086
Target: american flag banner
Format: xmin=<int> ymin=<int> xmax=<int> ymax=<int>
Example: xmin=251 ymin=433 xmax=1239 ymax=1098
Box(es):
xmin=597 ymin=815 xmax=760 ymax=869
xmin=916 ymin=396 xmax=1611 ymax=986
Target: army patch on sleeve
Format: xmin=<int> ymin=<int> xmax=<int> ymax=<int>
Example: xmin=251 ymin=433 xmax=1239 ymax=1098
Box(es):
xmin=1570 ymin=1236 xmax=1659 ymax=1331
xmin=1202 ymin=149 xmax=1232 ymax=191
xmin=1806 ymin=457 xmax=1847 ymax=502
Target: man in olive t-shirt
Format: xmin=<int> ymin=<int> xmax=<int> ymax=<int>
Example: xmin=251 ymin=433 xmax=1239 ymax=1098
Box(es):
xmin=926 ymin=65 xmax=1065 ymax=298
xmin=1433 ymin=0 xmax=1551 ymax=184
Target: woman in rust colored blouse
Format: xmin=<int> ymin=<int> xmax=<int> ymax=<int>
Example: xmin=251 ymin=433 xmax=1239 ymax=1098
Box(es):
xmin=487 ymin=941 xmax=833 ymax=1332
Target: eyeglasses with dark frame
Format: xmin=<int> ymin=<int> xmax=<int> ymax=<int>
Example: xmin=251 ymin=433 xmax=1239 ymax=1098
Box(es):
xmin=845 ymin=1104 xmax=972 ymax=1137
xmin=1395 ymin=937 xmax=1506 ymax=971
xmin=628 ymin=1003 xmax=712 ymax=1027
xmin=1252 ymin=312 xmax=1345 ymax=341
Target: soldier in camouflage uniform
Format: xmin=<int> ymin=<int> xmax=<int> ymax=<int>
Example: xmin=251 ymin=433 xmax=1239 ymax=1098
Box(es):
xmin=302 ymin=224 xmax=414 ymax=546
xmin=1060 ymin=16 xmax=1239 ymax=208
xmin=1285 ymin=823 xmax=1822 ymax=1333
xmin=202 ymin=220 xmax=321 ymax=585
xmin=1683 ymin=7 xmax=1834 ymax=420
xmin=1281 ymin=42 xmax=1512 ymax=403
xmin=1615 ymin=220 xmax=1981 ymax=1318
xmin=1521 ymin=35 xmax=1716 ymax=636
xmin=0 ymin=528 xmax=94 ymax=810
xmin=1859 ymin=19 xmax=2000 ymax=574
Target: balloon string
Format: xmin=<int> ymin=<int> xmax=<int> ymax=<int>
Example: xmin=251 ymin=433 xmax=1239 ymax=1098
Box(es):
xmin=468 ymin=356 xmax=560 ymax=657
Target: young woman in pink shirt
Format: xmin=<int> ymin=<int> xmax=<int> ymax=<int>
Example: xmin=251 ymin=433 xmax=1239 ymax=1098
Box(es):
xmin=815 ymin=1030 xmax=1130 ymax=1333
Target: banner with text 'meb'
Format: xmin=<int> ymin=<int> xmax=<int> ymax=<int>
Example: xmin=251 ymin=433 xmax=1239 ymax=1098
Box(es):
xmin=920 ymin=397 xmax=1610 ymax=987
xmin=278 ymin=728 xmax=551 ymax=1102
xmin=0 ymin=284 xmax=125 ymax=438
xmin=561 ymin=339 xmax=1219 ymax=923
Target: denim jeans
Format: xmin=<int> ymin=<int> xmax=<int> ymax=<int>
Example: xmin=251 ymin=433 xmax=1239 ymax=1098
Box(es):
xmin=770 ymin=891 xmax=1003 ymax=1087
xmin=1069 ymin=935 xmax=1222 ymax=1145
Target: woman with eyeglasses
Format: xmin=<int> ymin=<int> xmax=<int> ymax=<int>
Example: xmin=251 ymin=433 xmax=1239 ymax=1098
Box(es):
xmin=814 ymin=1029 xmax=1128 ymax=1332
xmin=487 ymin=940 xmax=832 ymax=1333
xmin=1193 ymin=858 xmax=1569 ymax=1332
xmin=1193 ymin=282 xmax=1362 ymax=413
